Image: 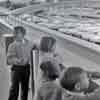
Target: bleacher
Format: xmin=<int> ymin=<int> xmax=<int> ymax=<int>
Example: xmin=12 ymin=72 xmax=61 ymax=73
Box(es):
xmin=13 ymin=0 xmax=100 ymax=44
xmin=1 ymin=0 xmax=100 ymax=61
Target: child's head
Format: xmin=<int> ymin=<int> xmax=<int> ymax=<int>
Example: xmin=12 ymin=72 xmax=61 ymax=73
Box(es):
xmin=40 ymin=61 xmax=60 ymax=81
xmin=60 ymin=67 xmax=89 ymax=92
xmin=40 ymin=36 xmax=56 ymax=53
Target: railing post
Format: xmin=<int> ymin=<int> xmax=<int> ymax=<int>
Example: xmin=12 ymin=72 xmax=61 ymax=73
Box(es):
xmin=31 ymin=48 xmax=39 ymax=100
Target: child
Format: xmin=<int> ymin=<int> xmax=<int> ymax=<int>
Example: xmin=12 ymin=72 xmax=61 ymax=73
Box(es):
xmin=35 ymin=61 xmax=63 ymax=100
xmin=60 ymin=67 xmax=100 ymax=100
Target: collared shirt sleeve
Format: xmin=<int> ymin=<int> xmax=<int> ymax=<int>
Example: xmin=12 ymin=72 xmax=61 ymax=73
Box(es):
xmin=7 ymin=43 xmax=17 ymax=65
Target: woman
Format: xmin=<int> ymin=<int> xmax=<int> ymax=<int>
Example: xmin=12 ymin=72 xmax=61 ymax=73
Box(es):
xmin=38 ymin=36 xmax=65 ymax=84
xmin=33 ymin=36 xmax=65 ymax=99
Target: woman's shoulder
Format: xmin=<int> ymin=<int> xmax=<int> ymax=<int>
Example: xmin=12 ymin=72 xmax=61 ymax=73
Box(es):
xmin=39 ymin=53 xmax=54 ymax=62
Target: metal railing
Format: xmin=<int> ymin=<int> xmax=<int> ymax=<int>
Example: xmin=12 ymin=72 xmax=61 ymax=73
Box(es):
xmin=0 ymin=13 xmax=28 ymax=28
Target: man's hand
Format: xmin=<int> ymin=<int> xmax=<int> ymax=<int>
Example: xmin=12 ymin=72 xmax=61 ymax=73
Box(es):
xmin=14 ymin=58 xmax=22 ymax=65
xmin=13 ymin=58 xmax=28 ymax=65
xmin=20 ymin=58 xmax=29 ymax=65
xmin=32 ymin=44 xmax=38 ymax=50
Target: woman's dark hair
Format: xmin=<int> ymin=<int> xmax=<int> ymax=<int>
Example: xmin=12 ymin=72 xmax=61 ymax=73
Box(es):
xmin=40 ymin=61 xmax=59 ymax=80
xmin=60 ymin=67 xmax=85 ymax=91
xmin=40 ymin=36 xmax=56 ymax=52
xmin=14 ymin=26 xmax=26 ymax=35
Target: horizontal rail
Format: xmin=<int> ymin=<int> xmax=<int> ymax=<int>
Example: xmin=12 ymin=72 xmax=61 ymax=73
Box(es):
xmin=1 ymin=15 xmax=100 ymax=54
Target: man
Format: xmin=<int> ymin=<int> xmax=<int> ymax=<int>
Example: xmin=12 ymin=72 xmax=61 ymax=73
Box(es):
xmin=7 ymin=26 xmax=34 ymax=100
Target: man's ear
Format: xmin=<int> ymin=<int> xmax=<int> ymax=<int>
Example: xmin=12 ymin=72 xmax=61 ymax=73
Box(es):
xmin=75 ymin=82 xmax=81 ymax=91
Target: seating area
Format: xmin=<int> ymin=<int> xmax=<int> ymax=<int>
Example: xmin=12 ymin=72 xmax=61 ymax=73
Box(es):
xmin=3 ymin=0 xmax=100 ymax=44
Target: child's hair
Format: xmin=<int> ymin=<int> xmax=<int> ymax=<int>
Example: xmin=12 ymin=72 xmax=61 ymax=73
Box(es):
xmin=40 ymin=61 xmax=59 ymax=80
xmin=40 ymin=36 xmax=56 ymax=52
xmin=14 ymin=26 xmax=26 ymax=35
xmin=60 ymin=67 xmax=85 ymax=91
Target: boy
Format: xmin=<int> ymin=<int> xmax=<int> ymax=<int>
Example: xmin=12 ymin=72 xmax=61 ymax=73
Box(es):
xmin=7 ymin=26 xmax=34 ymax=100
xmin=35 ymin=61 xmax=63 ymax=100
xmin=60 ymin=67 xmax=100 ymax=100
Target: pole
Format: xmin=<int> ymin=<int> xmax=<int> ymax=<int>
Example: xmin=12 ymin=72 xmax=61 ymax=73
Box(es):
xmin=30 ymin=50 xmax=34 ymax=100
xmin=31 ymin=48 xmax=39 ymax=100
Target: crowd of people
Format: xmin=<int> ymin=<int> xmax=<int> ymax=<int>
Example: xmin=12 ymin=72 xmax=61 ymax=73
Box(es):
xmin=7 ymin=26 xmax=100 ymax=100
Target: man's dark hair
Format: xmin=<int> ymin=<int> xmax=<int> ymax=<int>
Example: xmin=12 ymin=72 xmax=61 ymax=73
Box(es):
xmin=14 ymin=26 xmax=26 ymax=35
xmin=40 ymin=61 xmax=59 ymax=80
xmin=40 ymin=36 xmax=56 ymax=52
xmin=60 ymin=67 xmax=85 ymax=91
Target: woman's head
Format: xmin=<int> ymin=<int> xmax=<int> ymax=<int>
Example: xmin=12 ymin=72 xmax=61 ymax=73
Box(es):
xmin=40 ymin=61 xmax=59 ymax=80
xmin=40 ymin=36 xmax=56 ymax=52
xmin=60 ymin=67 xmax=89 ymax=92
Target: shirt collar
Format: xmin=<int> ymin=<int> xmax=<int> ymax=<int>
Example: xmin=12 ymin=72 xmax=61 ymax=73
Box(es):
xmin=15 ymin=38 xmax=27 ymax=44
xmin=66 ymin=90 xmax=85 ymax=96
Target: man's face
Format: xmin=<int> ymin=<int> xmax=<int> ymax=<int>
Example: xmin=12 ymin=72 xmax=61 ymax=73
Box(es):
xmin=16 ymin=31 xmax=25 ymax=40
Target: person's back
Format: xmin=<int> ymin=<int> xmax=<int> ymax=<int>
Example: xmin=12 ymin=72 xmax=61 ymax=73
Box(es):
xmin=35 ymin=80 xmax=62 ymax=100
